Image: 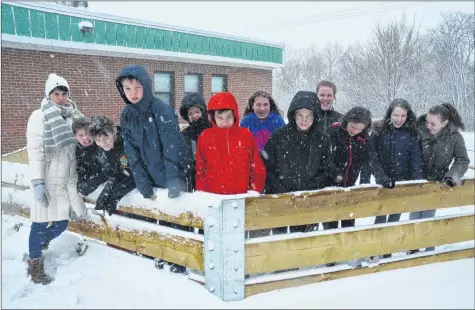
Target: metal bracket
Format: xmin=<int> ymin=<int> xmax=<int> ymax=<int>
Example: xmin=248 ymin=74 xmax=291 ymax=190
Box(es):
xmin=204 ymin=198 xmax=245 ymax=301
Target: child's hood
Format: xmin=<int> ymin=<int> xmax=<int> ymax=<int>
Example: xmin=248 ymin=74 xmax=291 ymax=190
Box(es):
xmin=180 ymin=93 xmax=207 ymax=124
xmin=115 ymin=65 xmax=153 ymax=108
xmin=207 ymin=92 xmax=240 ymax=128
xmin=287 ymin=91 xmax=319 ymax=129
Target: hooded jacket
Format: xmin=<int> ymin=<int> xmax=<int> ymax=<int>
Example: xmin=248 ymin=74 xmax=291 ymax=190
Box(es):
xmin=179 ymin=93 xmax=212 ymax=157
xmin=417 ymin=114 xmax=469 ymax=183
xmin=263 ymin=91 xmax=335 ymax=194
xmin=327 ymin=108 xmax=390 ymax=187
xmin=240 ymin=112 xmax=285 ymax=152
xmin=195 ymin=92 xmax=266 ymax=194
xmin=315 ymin=95 xmax=343 ymax=133
xmin=117 ymin=65 xmax=193 ymax=198
xmin=360 ymin=120 xmax=423 ymax=183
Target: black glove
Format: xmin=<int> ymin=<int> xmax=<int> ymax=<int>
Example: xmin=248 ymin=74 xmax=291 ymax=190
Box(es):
xmin=382 ymin=179 xmax=395 ymax=189
xmin=443 ymin=177 xmax=456 ymax=187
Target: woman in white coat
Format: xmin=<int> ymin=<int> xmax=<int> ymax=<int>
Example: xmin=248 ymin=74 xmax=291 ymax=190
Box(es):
xmin=26 ymin=73 xmax=87 ymax=284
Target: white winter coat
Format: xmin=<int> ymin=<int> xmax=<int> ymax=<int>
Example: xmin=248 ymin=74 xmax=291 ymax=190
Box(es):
xmin=26 ymin=104 xmax=86 ymax=222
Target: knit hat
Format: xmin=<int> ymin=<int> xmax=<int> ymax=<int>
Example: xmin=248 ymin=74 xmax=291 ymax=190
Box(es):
xmin=45 ymin=73 xmax=70 ymax=97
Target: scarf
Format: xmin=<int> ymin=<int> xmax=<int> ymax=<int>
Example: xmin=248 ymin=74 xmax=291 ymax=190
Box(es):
xmin=41 ymin=98 xmax=84 ymax=154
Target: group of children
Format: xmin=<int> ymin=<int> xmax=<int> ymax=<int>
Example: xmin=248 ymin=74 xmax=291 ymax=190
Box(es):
xmin=25 ymin=65 xmax=470 ymax=284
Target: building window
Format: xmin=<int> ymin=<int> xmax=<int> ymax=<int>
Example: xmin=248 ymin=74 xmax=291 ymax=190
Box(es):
xmin=211 ymin=75 xmax=227 ymax=94
xmin=154 ymin=72 xmax=174 ymax=106
xmin=184 ymin=73 xmax=202 ymax=96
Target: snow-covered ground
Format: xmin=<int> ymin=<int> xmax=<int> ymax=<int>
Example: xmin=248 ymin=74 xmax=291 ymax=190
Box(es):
xmin=2 ymin=214 xmax=474 ymax=309
xmin=2 ymin=133 xmax=474 ymax=308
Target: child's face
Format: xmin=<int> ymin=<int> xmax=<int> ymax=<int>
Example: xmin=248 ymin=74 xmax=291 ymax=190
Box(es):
xmin=252 ymin=96 xmax=271 ymax=120
xmin=346 ymin=121 xmax=366 ymax=136
xmin=317 ymin=86 xmax=335 ymax=111
xmin=295 ymin=108 xmax=314 ymax=131
xmin=49 ymin=89 xmax=68 ymax=105
xmin=188 ymin=106 xmax=203 ymax=122
xmin=75 ymin=129 xmax=92 ymax=147
xmin=426 ymin=113 xmax=447 ymax=135
xmin=122 ymin=78 xmax=143 ymax=104
xmin=215 ymin=110 xmax=235 ymax=129
xmin=390 ymin=107 xmax=408 ymax=128
xmin=94 ymin=128 xmax=117 ymax=151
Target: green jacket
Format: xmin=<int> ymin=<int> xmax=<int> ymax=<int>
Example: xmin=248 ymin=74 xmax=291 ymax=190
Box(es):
xmin=419 ymin=122 xmax=469 ymax=184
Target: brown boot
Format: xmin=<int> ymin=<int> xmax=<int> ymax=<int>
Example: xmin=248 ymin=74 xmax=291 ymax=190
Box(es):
xmin=27 ymin=256 xmax=53 ymax=285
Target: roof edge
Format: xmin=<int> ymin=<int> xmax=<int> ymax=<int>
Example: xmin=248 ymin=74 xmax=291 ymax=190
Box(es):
xmin=5 ymin=1 xmax=285 ymax=49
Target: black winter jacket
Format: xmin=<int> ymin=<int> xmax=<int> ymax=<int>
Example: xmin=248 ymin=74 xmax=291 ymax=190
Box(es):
xmin=94 ymin=127 xmax=136 ymax=214
xmin=315 ymin=96 xmax=343 ymax=133
xmin=360 ymin=124 xmax=423 ymax=183
xmin=76 ymin=143 xmax=107 ymax=196
xmin=328 ymin=125 xmax=390 ymax=187
xmin=263 ymin=91 xmax=335 ymax=194
xmin=179 ymin=93 xmax=212 ymax=157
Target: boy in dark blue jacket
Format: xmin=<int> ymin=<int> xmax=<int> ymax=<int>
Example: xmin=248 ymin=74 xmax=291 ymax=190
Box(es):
xmin=116 ymin=65 xmax=193 ymax=200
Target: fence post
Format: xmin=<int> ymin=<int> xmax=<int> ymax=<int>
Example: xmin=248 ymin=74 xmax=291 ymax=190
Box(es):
xmin=204 ymin=198 xmax=245 ymax=301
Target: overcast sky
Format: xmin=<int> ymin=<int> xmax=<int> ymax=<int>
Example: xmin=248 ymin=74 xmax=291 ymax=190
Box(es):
xmin=87 ymin=1 xmax=474 ymax=50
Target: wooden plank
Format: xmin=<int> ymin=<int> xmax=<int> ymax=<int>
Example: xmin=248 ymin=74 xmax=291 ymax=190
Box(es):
xmin=245 ymin=180 xmax=475 ymax=230
xmin=245 ymin=214 xmax=474 ymax=274
xmin=2 ymin=201 xmax=204 ymax=270
xmin=116 ymin=206 xmax=203 ymax=229
xmin=245 ymin=248 xmax=475 ymax=297
xmin=2 ymin=148 xmax=28 ymax=164
xmin=67 ymin=218 xmax=205 ymax=271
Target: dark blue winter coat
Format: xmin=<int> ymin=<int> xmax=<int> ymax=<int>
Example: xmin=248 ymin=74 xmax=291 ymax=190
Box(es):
xmin=360 ymin=126 xmax=423 ymax=184
xmin=116 ymin=65 xmax=192 ymax=198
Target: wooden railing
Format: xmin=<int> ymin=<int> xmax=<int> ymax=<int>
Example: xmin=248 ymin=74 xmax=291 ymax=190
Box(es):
xmin=2 ymin=149 xmax=474 ymax=301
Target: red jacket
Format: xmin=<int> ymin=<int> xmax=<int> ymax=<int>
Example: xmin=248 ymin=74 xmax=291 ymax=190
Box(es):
xmin=195 ymin=92 xmax=266 ymax=194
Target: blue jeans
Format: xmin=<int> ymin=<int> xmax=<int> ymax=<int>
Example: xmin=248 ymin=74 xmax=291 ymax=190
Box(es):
xmin=29 ymin=220 xmax=69 ymax=259
xmin=409 ymin=210 xmax=436 ymax=251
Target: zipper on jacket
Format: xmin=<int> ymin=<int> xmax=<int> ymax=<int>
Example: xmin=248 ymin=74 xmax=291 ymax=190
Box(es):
xmin=344 ymin=136 xmax=353 ymax=187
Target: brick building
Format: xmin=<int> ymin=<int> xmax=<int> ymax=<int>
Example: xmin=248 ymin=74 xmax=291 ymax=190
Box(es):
xmin=1 ymin=1 xmax=283 ymax=154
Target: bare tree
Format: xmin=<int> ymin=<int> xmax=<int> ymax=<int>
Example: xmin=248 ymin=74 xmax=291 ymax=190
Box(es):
xmin=426 ymin=12 xmax=474 ymax=129
xmin=337 ymin=16 xmax=421 ymax=118
xmin=301 ymin=45 xmax=326 ymax=91
xmin=322 ymin=42 xmax=344 ymax=82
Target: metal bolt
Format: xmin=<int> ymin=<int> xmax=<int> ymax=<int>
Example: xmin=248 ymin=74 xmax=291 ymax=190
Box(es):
xmin=234 ymin=267 xmax=238 ymax=271
xmin=209 ymin=223 xmax=214 ymax=227
xmin=233 ymin=222 xmax=238 ymax=228
xmin=209 ymin=263 xmax=215 ymax=270
xmin=233 ymin=288 xmax=238 ymax=294
xmin=232 ymin=202 xmax=238 ymax=209
xmin=209 ymin=286 xmax=215 ymax=292
xmin=234 ymin=249 xmax=238 ymax=253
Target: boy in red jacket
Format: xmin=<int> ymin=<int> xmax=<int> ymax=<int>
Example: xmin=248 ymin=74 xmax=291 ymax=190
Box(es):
xmin=195 ymin=92 xmax=266 ymax=194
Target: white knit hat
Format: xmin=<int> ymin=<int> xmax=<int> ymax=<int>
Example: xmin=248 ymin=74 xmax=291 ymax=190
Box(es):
xmin=45 ymin=73 xmax=70 ymax=97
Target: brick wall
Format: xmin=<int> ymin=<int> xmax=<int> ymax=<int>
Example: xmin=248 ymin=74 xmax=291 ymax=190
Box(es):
xmin=1 ymin=48 xmax=272 ymax=154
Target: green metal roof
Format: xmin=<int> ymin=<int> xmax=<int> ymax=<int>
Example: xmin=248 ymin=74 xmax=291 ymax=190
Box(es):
xmin=1 ymin=2 xmax=283 ymax=65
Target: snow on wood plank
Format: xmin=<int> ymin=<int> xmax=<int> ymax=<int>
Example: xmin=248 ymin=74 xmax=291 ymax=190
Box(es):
xmin=245 ymin=179 xmax=475 ymax=230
